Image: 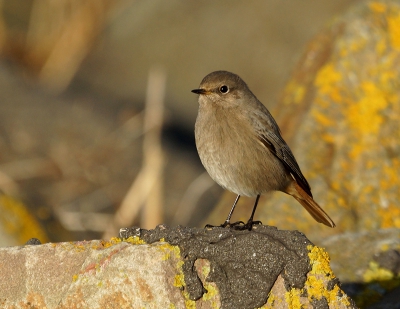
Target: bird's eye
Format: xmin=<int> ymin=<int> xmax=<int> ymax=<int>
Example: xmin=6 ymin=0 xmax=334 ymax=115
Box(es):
xmin=219 ymin=85 xmax=229 ymax=94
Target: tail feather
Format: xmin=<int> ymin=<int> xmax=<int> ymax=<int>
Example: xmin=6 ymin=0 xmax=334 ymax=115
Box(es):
xmin=287 ymin=181 xmax=336 ymax=228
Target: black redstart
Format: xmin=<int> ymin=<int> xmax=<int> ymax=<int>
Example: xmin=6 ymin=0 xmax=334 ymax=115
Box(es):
xmin=192 ymin=70 xmax=335 ymax=229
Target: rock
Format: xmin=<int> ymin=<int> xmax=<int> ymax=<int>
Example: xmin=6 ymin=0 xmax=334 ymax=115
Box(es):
xmin=321 ymin=228 xmax=400 ymax=282
xmin=321 ymin=228 xmax=400 ymax=307
xmin=0 ymin=225 xmax=356 ymax=309
xmin=366 ymin=285 xmax=400 ymax=309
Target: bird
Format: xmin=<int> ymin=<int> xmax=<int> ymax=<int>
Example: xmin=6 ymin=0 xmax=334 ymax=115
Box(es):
xmin=191 ymin=70 xmax=335 ymax=230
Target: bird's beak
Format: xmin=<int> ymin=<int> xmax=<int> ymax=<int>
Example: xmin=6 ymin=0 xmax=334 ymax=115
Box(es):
xmin=191 ymin=88 xmax=209 ymax=95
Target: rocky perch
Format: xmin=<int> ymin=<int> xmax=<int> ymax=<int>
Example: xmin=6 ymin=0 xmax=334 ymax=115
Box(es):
xmin=0 ymin=225 xmax=356 ymax=308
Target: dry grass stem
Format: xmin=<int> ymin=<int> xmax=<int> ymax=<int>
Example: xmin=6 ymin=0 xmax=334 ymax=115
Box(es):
xmin=103 ymin=67 xmax=166 ymax=238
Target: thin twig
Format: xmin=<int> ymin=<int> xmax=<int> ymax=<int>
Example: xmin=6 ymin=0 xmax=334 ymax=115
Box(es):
xmin=102 ymin=67 xmax=166 ymax=238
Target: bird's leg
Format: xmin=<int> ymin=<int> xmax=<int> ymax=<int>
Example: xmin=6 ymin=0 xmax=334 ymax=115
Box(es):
xmin=236 ymin=194 xmax=262 ymax=231
xmin=221 ymin=195 xmax=243 ymax=227
xmin=205 ymin=195 xmax=243 ymax=229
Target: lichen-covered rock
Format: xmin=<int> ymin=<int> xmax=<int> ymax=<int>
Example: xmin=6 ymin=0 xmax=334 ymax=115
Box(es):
xmin=0 ymin=237 xmax=187 ymax=308
xmin=0 ymin=225 xmax=356 ymax=308
xmin=321 ymin=228 xmax=400 ymax=307
xmin=207 ymin=0 xmax=400 ymax=241
xmin=322 ymin=228 xmax=400 ymax=283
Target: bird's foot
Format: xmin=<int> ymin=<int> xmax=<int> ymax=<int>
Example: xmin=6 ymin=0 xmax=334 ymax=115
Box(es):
xmin=205 ymin=220 xmax=245 ymax=229
xmin=227 ymin=221 xmax=246 ymax=228
xmin=205 ymin=220 xmax=262 ymax=231
xmin=233 ymin=220 xmax=262 ymax=231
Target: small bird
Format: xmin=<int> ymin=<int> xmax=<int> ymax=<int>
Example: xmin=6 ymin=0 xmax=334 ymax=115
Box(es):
xmin=192 ymin=71 xmax=335 ymax=230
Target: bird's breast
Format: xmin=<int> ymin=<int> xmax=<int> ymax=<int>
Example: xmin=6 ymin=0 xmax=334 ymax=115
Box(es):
xmin=195 ymin=106 xmax=290 ymax=196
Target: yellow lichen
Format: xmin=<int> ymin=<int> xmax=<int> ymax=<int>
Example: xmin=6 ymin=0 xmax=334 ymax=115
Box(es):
xmin=347 ymin=81 xmax=388 ymax=138
xmin=363 ymin=261 xmax=394 ymax=282
xmin=201 ymin=282 xmax=218 ymax=304
xmin=314 ymin=63 xmax=342 ymax=97
xmin=282 ymin=81 xmax=306 ymax=105
xmin=369 ymin=2 xmax=387 ymax=13
xmin=0 ymin=195 xmax=49 ymax=244
xmin=349 ymin=37 xmax=367 ymax=53
xmin=173 ymin=269 xmax=185 ymax=289
xmin=306 ymin=245 xmax=332 ymax=298
xmin=161 ymin=243 xmax=187 ymax=306
xmin=91 ymin=237 xmax=124 ymax=250
xmin=260 ymin=292 xmax=275 ymax=308
xmin=72 ymin=244 xmax=87 ymax=252
xmin=170 ymin=247 xmax=197 ymax=308
xmin=306 ymin=245 xmax=353 ymax=306
xmin=183 ymin=291 xmax=197 ymax=309
xmin=122 ymin=236 xmax=147 ymax=245
xmin=378 ymin=203 xmax=400 ymax=228
xmin=388 ymin=11 xmax=400 ymax=50
xmin=375 ymin=38 xmax=387 ymax=55
xmin=306 ymin=275 xmax=328 ymax=301
xmin=307 ymin=245 xmax=335 ymax=277
xmin=293 ymin=86 xmax=306 ymax=105
xmin=157 ymin=242 xmax=181 ymax=261
xmin=284 ymin=288 xmax=302 ymax=309
xmin=310 ymin=4 xmax=400 ymax=227
xmin=171 ymin=247 xmax=184 ymax=289
xmin=311 ymin=109 xmax=334 ymax=127
xmin=356 ymin=258 xmax=400 ymax=307
xmin=109 ymin=237 xmax=122 ymax=244
xmin=200 ymin=262 xmax=210 ymax=278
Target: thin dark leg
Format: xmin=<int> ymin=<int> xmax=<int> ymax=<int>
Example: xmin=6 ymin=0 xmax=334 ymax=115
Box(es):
xmin=236 ymin=194 xmax=262 ymax=231
xmin=223 ymin=194 xmax=241 ymax=225
xmin=248 ymin=194 xmax=261 ymax=224
xmin=205 ymin=195 xmax=242 ymax=229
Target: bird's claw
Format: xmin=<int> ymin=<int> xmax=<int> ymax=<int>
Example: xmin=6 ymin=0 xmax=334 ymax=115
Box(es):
xmin=205 ymin=220 xmax=262 ymax=231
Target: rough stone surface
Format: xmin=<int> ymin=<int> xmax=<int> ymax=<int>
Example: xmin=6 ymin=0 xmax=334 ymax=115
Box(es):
xmin=120 ymin=225 xmax=357 ymax=308
xmin=321 ymin=228 xmax=400 ymax=282
xmin=123 ymin=225 xmax=312 ymax=308
xmin=0 ymin=225 xmax=356 ymax=309
xmin=0 ymin=238 xmax=186 ymax=308
xmin=373 ymin=249 xmax=400 ymax=274
xmin=322 ymin=228 xmax=400 ymax=308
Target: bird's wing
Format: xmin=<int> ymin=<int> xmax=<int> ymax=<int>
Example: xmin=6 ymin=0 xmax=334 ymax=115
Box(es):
xmin=251 ymin=110 xmax=312 ymax=197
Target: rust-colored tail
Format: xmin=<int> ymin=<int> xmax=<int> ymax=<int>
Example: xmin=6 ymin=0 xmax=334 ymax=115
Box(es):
xmin=286 ymin=181 xmax=335 ymax=228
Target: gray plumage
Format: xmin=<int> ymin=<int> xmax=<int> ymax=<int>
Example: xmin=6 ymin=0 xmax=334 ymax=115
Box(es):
xmin=192 ymin=70 xmax=335 ymax=228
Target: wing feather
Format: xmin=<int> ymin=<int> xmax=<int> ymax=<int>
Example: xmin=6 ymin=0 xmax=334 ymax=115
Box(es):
xmin=250 ymin=108 xmax=312 ymax=197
